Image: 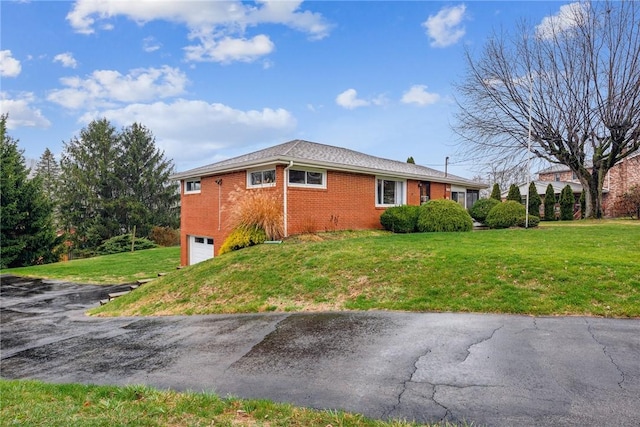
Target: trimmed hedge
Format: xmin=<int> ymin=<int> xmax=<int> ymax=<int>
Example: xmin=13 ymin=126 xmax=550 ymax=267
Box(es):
xmin=219 ymin=225 xmax=267 ymax=254
xmin=380 ymin=205 xmax=420 ymax=233
xmin=468 ymin=198 xmax=500 ymax=223
xmin=417 ymin=199 xmax=473 ymax=232
xmin=486 ymin=201 xmax=539 ymax=229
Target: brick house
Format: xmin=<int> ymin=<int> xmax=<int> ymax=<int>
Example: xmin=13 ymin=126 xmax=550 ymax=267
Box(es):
xmin=172 ymin=139 xmax=486 ymax=265
xmin=507 ymin=151 xmax=640 ymax=218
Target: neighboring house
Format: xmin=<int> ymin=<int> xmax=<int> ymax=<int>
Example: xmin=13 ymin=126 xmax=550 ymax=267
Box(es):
xmin=172 ymin=139 xmax=486 ymax=265
xmin=505 ymin=150 xmax=640 ymax=218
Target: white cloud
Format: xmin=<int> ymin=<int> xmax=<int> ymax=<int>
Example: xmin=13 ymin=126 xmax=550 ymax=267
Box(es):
xmin=47 ymin=65 xmax=188 ymax=109
xmin=66 ymin=0 xmax=331 ymax=63
xmin=53 ymin=52 xmax=78 ymax=68
xmin=184 ymin=34 xmax=275 ymax=63
xmin=422 ymin=4 xmax=467 ymax=48
xmin=143 ymin=36 xmax=161 ymax=53
xmin=401 ymin=85 xmax=441 ymax=106
xmin=336 ymin=89 xmax=370 ymax=110
xmin=536 ymin=2 xmax=588 ymax=40
xmin=78 ymin=99 xmax=296 ymax=168
xmin=0 ymin=50 xmax=22 ymax=77
xmin=0 ymin=92 xmax=51 ymax=129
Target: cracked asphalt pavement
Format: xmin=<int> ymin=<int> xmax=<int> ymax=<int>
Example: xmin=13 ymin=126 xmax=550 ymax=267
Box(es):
xmin=1 ymin=275 xmax=639 ymax=426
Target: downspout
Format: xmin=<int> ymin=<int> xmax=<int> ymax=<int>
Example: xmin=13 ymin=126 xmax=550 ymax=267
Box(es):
xmin=283 ymin=161 xmax=294 ymax=238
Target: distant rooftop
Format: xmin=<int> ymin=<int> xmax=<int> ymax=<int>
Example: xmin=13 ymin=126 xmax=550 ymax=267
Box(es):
xmin=172 ymin=139 xmax=486 ymax=189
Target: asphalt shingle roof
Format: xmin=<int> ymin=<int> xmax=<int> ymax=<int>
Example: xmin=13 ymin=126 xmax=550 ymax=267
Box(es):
xmin=172 ymin=139 xmax=485 ymax=188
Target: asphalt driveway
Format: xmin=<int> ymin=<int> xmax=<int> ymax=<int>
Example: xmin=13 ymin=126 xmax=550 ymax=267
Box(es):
xmin=1 ymin=275 xmax=639 ymax=426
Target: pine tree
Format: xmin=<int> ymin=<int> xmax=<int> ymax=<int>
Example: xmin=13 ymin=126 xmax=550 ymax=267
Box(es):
xmin=527 ymin=181 xmax=541 ymax=217
xmin=117 ymin=123 xmax=179 ymax=237
xmin=35 ymin=147 xmax=61 ymax=225
xmin=59 ymin=119 xmax=179 ymax=254
xmin=406 ymin=156 xmax=415 ymax=164
xmin=1 ymin=115 xmax=60 ymax=268
xmin=506 ymin=184 xmax=522 ymax=202
xmin=560 ymin=185 xmax=575 ymax=221
xmin=59 ymin=118 xmax=122 ymax=251
xmin=579 ymin=190 xmax=586 ymax=219
xmin=490 ymin=183 xmax=501 ymax=201
xmin=544 ymin=184 xmax=556 ymax=220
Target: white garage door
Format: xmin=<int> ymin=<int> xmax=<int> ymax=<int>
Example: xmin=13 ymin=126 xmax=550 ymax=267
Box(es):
xmin=189 ymin=235 xmax=214 ymax=265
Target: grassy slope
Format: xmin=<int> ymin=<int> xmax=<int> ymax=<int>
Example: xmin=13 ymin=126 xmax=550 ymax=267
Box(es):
xmin=0 ymin=247 xmax=180 ymax=284
xmin=0 ymin=379 xmax=438 ymax=427
xmin=90 ymin=223 xmax=640 ymax=318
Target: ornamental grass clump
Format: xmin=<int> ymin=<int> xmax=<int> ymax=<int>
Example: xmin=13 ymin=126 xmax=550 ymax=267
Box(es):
xmin=380 ymin=205 xmax=420 ymax=233
xmin=468 ymin=198 xmax=500 ymax=224
xmin=226 ymin=186 xmax=284 ymax=240
xmin=486 ymin=200 xmax=539 ymax=229
xmin=417 ymin=199 xmax=473 ymax=232
xmin=221 ymin=187 xmax=284 ymax=253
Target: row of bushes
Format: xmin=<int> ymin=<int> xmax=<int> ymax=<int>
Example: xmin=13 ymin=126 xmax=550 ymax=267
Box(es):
xmin=469 ymin=198 xmax=539 ymax=228
xmin=380 ymin=198 xmax=540 ymax=234
xmin=380 ymin=200 xmax=473 ymax=233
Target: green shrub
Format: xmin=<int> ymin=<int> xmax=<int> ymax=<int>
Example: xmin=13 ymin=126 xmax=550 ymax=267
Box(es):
xmin=380 ymin=205 xmax=420 ymax=233
xmin=95 ymin=234 xmax=158 ymax=255
xmin=417 ymin=199 xmax=473 ymax=232
xmin=490 ymin=183 xmax=502 ymax=201
xmin=506 ymin=184 xmax=522 ymax=202
xmin=149 ymin=226 xmax=180 ymax=247
xmin=527 ymin=181 xmax=542 ymax=217
xmin=560 ymin=185 xmax=575 ymax=220
xmin=517 ymin=214 xmax=540 ymax=228
xmin=544 ymin=184 xmax=556 ymax=220
xmin=468 ymin=198 xmax=500 ymax=223
xmin=219 ymin=225 xmax=267 ymax=254
xmin=486 ymin=200 xmax=532 ymax=229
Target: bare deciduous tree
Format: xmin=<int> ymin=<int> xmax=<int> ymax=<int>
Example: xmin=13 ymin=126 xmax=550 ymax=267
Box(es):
xmin=454 ymin=1 xmax=640 ymax=218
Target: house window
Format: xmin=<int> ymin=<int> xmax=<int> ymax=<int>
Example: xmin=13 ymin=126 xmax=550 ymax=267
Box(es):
xmin=185 ymin=179 xmax=201 ymax=193
xmin=247 ymin=169 xmax=276 ymax=188
xmin=555 ymin=173 xmax=561 ymax=182
xmin=466 ymin=190 xmax=479 ymax=208
xmin=376 ymin=178 xmax=405 ymax=206
xmin=451 ymin=191 xmax=466 ymax=207
xmin=288 ymin=168 xmax=326 ymax=188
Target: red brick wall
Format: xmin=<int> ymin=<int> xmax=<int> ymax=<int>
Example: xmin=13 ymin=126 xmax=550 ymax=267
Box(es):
xmin=180 ymin=167 xmax=457 ymax=264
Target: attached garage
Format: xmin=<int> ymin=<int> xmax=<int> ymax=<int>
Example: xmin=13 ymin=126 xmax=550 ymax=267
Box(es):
xmin=188 ymin=235 xmax=214 ymax=265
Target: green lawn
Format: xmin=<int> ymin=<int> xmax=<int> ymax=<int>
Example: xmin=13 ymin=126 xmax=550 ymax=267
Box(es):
xmin=85 ymin=221 xmax=639 ymax=318
xmin=0 ymin=379 xmax=444 ymax=427
xmin=0 ymin=246 xmax=180 ymax=284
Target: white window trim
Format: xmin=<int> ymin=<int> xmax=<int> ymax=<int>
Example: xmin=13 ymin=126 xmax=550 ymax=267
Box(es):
xmin=375 ymin=176 xmax=406 ymax=207
xmin=287 ymin=167 xmax=327 ymax=189
xmin=184 ymin=178 xmax=201 ymax=194
xmin=247 ymin=168 xmax=277 ymax=189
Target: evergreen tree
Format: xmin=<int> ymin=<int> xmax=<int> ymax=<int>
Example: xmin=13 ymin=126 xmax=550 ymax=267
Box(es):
xmin=34 ymin=147 xmax=61 ymax=225
xmin=506 ymin=184 xmax=522 ymax=202
xmin=560 ymin=185 xmax=575 ymax=221
xmin=527 ymin=181 xmax=541 ymax=217
xmin=117 ymin=123 xmax=179 ymax=236
xmin=1 ymin=114 xmax=60 ymax=268
xmin=544 ymin=184 xmax=556 ymax=220
xmin=490 ymin=183 xmax=501 ymax=201
xmin=406 ymin=156 xmax=415 ymax=164
xmin=59 ymin=118 xmax=122 ymax=251
xmin=579 ymin=190 xmax=586 ymax=219
xmin=59 ymin=118 xmax=179 ymax=254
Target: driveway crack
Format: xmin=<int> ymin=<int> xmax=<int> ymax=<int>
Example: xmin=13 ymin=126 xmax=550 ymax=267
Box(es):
xmin=463 ymin=324 xmax=504 ymax=362
xmin=585 ymin=319 xmax=625 ymax=389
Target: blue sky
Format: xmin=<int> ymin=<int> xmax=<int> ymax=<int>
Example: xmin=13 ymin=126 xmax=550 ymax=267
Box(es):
xmin=1 ymin=1 xmax=578 ymax=178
